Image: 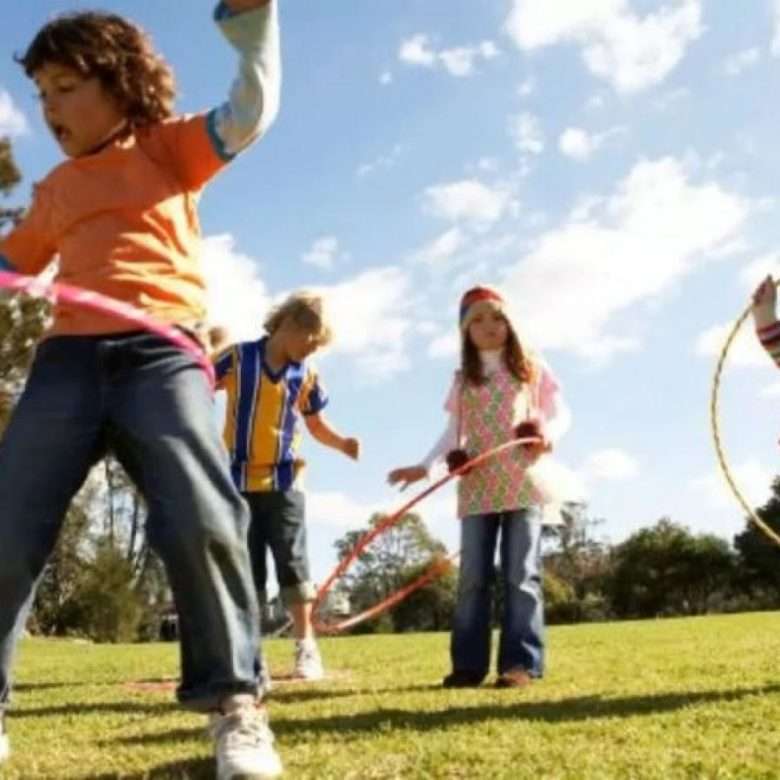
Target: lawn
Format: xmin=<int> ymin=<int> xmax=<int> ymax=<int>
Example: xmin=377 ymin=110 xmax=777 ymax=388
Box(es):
xmin=4 ymin=612 xmax=780 ymax=778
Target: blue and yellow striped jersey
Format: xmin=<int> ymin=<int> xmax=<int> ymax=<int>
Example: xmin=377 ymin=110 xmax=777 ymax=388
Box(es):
xmin=215 ymin=337 xmax=328 ymax=492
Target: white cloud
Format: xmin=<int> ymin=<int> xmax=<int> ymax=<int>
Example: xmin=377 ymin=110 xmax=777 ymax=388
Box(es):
xmin=582 ymin=448 xmax=640 ymax=480
xmin=558 ymin=126 xmax=626 ymax=162
xmin=399 ymin=34 xmax=499 ymax=77
xmin=315 ymin=267 xmax=414 ymax=379
xmin=560 ymin=128 xmax=595 ymax=161
xmin=739 ymin=252 xmax=780 ymax=290
xmin=399 ymin=34 xmax=437 ymax=67
xmin=505 ymin=0 xmax=702 ymax=94
xmin=306 ymin=490 xmax=385 ymax=529
xmin=357 ymin=144 xmax=403 ymax=178
xmin=696 ymin=322 xmax=770 ymax=369
xmin=691 ymin=459 xmax=774 ymax=511
xmin=518 ymin=76 xmax=536 ymax=97
xmin=501 ymin=157 xmax=749 ymax=360
xmin=508 ymin=111 xmax=545 ymax=155
xmin=428 ymin=331 xmax=459 ymax=358
xmin=723 ymin=47 xmax=761 ymax=77
xmin=760 ymin=381 xmax=780 ymax=399
xmin=411 ymin=227 xmax=467 ymax=267
xmin=302 ymin=236 xmax=340 ymax=271
xmin=423 ymin=179 xmax=512 ymax=225
xmin=201 ymin=234 xmax=270 ymax=342
xmin=379 ymin=70 xmax=393 ymax=85
xmin=772 ymin=0 xmax=780 ymax=56
xmin=0 ymin=90 xmax=28 ymax=137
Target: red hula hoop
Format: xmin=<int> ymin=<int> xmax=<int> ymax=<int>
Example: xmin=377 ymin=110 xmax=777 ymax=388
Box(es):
xmin=312 ymin=436 xmax=540 ymax=634
xmin=0 ymin=271 xmax=215 ymax=387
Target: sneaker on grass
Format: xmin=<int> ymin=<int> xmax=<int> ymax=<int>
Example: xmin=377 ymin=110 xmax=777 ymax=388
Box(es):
xmin=293 ymin=638 xmax=324 ymax=680
xmin=0 ymin=712 xmax=9 ymax=764
xmin=210 ymin=694 xmax=282 ymax=780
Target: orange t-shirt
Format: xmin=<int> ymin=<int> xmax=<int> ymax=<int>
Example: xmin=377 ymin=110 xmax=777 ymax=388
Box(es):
xmin=0 ymin=113 xmax=227 ymax=336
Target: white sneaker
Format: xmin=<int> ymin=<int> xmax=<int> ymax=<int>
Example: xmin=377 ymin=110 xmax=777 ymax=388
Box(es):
xmin=0 ymin=714 xmax=9 ymax=763
xmin=259 ymin=654 xmax=273 ymax=695
xmin=210 ymin=695 xmax=282 ymax=780
xmin=293 ymin=639 xmax=324 ymax=680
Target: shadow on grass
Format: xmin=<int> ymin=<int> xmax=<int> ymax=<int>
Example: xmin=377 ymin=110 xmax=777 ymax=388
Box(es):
xmin=265 ymin=682 xmax=780 ymax=737
xmin=89 ymin=758 xmax=214 ymax=779
xmin=104 ymin=682 xmax=780 ymax=751
xmin=12 ymin=700 xmax=179 ymax=719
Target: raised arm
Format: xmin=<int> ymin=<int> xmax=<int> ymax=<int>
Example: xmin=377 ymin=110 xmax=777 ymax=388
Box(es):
xmin=209 ymin=0 xmax=281 ymax=159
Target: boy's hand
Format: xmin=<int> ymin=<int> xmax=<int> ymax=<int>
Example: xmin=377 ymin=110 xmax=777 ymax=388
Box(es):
xmin=341 ymin=437 xmax=360 ymax=461
xmin=223 ymin=0 xmax=272 ymax=11
xmin=387 ymin=465 xmax=428 ymax=491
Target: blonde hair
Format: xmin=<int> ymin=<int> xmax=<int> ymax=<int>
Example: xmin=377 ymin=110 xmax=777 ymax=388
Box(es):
xmin=263 ymin=291 xmax=333 ymax=346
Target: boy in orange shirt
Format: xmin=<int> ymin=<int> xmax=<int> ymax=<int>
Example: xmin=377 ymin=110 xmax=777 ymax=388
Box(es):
xmin=0 ymin=2 xmax=283 ymax=777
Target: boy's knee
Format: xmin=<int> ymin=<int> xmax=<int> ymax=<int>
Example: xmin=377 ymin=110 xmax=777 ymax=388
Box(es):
xmin=280 ymin=582 xmax=316 ymax=606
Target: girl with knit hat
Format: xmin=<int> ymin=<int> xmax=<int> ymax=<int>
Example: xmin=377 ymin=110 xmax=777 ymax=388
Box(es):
xmin=387 ymin=285 xmax=569 ymax=689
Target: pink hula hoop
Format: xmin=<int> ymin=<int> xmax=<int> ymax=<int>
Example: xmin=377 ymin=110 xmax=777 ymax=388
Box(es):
xmin=312 ymin=436 xmax=540 ymax=634
xmin=0 ymin=271 xmax=214 ymax=386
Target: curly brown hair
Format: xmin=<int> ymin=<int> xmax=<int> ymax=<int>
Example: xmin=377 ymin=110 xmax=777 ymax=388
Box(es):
xmin=461 ymin=313 xmax=534 ymax=387
xmin=18 ymin=11 xmax=176 ymax=127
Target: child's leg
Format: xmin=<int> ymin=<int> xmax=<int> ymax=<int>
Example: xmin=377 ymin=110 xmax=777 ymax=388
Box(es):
xmin=250 ymin=490 xmax=324 ymax=679
xmin=450 ymin=514 xmax=500 ymax=678
xmin=244 ymin=497 xmax=271 ymax=611
xmin=250 ymin=490 xmax=316 ymax=636
xmin=497 ymin=507 xmax=544 ymax=677
xmin=0 ymin=338 xmax=105 ymax=709
xmin=106 ymin=333 xmax=260 ymax=711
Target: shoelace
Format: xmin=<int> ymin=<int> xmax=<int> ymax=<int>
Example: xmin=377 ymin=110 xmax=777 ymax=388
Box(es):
xmin=211 ymin=708 xmax=273 ymax=749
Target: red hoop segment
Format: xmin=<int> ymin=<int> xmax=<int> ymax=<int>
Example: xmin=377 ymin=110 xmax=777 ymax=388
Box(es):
xmin=0 ymin=271 xmax=215 ymax=386
xmin=312 ymin=436 xmax=539 ymax=633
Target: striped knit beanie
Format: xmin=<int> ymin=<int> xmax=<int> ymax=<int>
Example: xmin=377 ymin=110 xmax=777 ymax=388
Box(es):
xmin=459 ymin=285 xmax=505 ymax=332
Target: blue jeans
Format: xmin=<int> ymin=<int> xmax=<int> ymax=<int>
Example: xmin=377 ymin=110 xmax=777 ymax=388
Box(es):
xmin=244 ymin=490 xmax=316 ymax=606
xmin=451 ymin=508 xmax=544 ymax=678
xmin=0 ymin=333 xmax=261 ymax=711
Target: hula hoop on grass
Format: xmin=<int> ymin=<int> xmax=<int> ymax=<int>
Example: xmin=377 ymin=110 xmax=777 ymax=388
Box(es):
xmin=0 ymin=271 xmax=215 ymax=387
xmin=312 ymin=436 xmax=541 ymax=634
xmin=710 ymin=291 xmax=780 ymax=547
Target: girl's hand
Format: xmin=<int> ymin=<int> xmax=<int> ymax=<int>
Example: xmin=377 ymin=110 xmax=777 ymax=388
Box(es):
xmin=752 ymin=275 xmax=777 ymax=329
xmin=341 ymin=437 xmax=361 ymax=461
xmin=522 ymin=438 xmax=551 ymax=465
xmin=387 ymin=465 xmax=428 ymax=490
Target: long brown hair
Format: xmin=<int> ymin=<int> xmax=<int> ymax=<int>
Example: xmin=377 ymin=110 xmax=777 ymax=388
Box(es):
xmin=19 ymin=12 xmax=176 ymax=128
xmin=461 ymin=312 xmax=534 ymax=386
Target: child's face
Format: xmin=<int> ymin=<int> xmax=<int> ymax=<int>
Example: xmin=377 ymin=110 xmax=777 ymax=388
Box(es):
xmin=279 ymin=323 xmax=322 ymax=363
xmin=34 ymin=62 xmax=127 ymax=158
xmin=467 ymin=306 xmax=509 ymax=351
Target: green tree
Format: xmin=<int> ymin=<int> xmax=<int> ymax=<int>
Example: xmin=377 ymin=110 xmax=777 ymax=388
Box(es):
xmin=607 ymin=518 xmax=736 ymax=619
xmin=333 ymin=512 xmax=453 ymax=633
xmin=733 ymin=477 xmax=780 ymax=603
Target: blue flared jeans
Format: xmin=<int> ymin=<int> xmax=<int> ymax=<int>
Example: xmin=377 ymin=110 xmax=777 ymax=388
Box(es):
xmin=451 ymin=507 xmax=544 ymax=678
xmin=0 ymin=332 xmax=261 ymax=711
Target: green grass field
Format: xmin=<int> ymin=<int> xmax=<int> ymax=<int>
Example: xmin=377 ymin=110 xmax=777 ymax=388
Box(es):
xmin=4 ymin=612 xmax=780 ymax=779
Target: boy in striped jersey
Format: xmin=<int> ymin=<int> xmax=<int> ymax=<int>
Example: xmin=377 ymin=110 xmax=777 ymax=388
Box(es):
xmin=753 ymin=275 xmax=780 ymax=365
xmin=216 ymin=292 xmax=360 ymax=681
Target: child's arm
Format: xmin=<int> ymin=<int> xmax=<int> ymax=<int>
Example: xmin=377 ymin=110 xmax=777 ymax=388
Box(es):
xmin=387 ymin=414 xmax=457 ymax=490
xmin=304 ymin=413 xmax=360 ymax=460
xmin=752 ymin=275 xmax=780 ymax=368
xmin=160 ymin=0 xmax=281 ymax=190
xmin=210 ymin=0 xmax=281 ymax=157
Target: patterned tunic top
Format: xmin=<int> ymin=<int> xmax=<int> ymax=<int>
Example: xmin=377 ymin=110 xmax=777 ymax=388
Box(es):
xmin=446 ymin=360 xmax=558 ymax=518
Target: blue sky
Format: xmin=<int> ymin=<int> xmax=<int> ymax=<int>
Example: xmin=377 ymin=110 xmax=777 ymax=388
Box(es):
xmin=3 ymin=0 xmax=780 ymax=591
